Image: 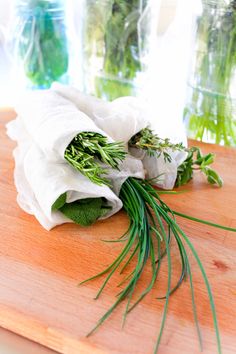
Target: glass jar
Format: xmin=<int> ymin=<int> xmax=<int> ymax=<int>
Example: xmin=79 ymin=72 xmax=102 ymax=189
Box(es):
xmin=81 ymin=0 xmax=160 ymax=101
xmin=12 ymin=0 xmax=69 ymax=89
xmin=184 ymin=0 xmax=236 ymax=146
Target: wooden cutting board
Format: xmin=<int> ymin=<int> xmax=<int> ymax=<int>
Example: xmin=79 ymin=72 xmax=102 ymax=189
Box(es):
xmin=0 ymin=109 xmax=236 ymax=354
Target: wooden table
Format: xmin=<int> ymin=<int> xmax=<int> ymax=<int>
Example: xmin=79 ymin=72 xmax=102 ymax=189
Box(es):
xmin=0 ymin=109 xmax=236 ymax=354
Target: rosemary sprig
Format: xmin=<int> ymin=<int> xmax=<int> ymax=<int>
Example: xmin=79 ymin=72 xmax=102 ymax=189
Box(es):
xmin=79 ymin=177 xmax=235 ymax=354
xmin=64 ymin=132 xmax=126 ymax=186
xmin=129 ymin=127 xmax=186 ymax=162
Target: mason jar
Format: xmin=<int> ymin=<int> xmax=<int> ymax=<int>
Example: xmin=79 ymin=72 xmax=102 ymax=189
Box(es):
xmin=12 ymin=0 xmax=70 ymax=89
xmin=184 ymin=0 xmax=236 ymax=146
xmin=81 ymin=0 xmax=160 ymax=101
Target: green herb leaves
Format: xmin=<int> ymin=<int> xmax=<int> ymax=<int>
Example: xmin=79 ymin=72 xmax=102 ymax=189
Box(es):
xmin=60 ymin=198 xmax=110 ymax=226
xmin=84 ymin=0 xmax=149 ymax=99
xmin=52 ymin=194 xmax=111 ymax=226
xmin=16 ymin=0 xmax=69 ymax=88
xmin=51 ymin=192 xmax=67 ymax=211
xmin=129 ymin=127 xmax=186 ymax=162
xmin=129 ymin=128 xmax=223 ymax=188
xmin=185 ymin=1 xmax=236 ymax=146
xmin=81 ymin=177 xmax=223 ymax=354
xmin=64 ymin=132 xmax=126 ymax=186
xmin=176 ymin=147 xmax=223 ymax=187
xmin=205 ymin=168 xmax=223 ymax=186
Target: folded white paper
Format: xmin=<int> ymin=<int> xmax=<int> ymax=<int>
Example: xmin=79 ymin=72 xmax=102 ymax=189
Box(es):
xmin=15 ymin=90 xmax=112 ymax=162
xmin=104 ymin=155 xmax=145 ymax=196
xmin=7 ymin=118 xmax=123 ymax=230
xmin=130 ymin=147 xmax=187 ymax=190
xmin=14 ymin=88 xmax=145 ymax=193
xmin=52 ymin=83 xmax=188 ymax=190
xmin=52 ymin=83 xmax=149 ymax=145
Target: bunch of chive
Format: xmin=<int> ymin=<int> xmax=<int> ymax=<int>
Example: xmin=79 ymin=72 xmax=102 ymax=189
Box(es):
xmin=65 ymin=123 xmax=236 ymax=353
xmin=81 ymin=177 xmax=236 ymax=353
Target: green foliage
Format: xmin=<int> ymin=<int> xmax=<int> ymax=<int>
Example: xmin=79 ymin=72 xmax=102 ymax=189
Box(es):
xmin=128 ymin=128 xmax=223 ymax=187
xmin=176 ymin=147 xmax=223 ymax=187
xmin=129 ymin=127 xmax=186 ymax=162
xmin=185 ymin=0 xmax=236 ymax=146
xmin=84 ymin=0 xmax=149 ymax=100
xmin=64 ymin=132 xmax=126 ymax=186
xmin=81 ymin=177 xmax=227 ymax=354
xmin=16 ymin=0 xmax=68 ymax=88
xmin=52 ymin=194 xmax=111 ymax=226
xmin=51 ymin=192 xmax=67 ymax=211
xmin=59 ymin=198 xmax=110 ymax=226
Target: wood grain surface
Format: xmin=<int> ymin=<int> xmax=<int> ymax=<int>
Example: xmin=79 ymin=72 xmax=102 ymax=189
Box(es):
xmin=0 ymin=109 xmax=236 ymax=354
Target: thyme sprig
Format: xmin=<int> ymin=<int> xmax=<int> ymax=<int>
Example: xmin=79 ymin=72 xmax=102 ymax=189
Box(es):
xmin=129 ymin=128 xmax=223 ymax=187
xmin=79 ymin=177 xmax=236 ymax=354
xmin=129 ymin=127 xmax=186 ymax=162
xmin=64 ymin=132 xmax=126 ymax=186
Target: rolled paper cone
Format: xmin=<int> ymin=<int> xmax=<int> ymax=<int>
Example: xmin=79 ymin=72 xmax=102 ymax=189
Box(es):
xmin=7 ymin=118 xmax=124 ymax=230
xmin=52 ymin=82 xmax=149 ymax=145
xmin=14 ymin=90 xmax=111 ymax=162
xmin=52 ymin=83 xmax=188 ymax=190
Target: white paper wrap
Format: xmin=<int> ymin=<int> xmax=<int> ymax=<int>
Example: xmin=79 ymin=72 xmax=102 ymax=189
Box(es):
xmin=104 ymin=156 xmax=145 ymax=196
xmin=130 ymin=147 xmax=188 ymax=190
xmin=6 ymin=118 xmax=124 ymax=230
xmin=14 ymin=90 xmax=113 ymax=162
xmin=52 ymin=83 xmax=187 ymax=190
xmin=52 ymin=83 xmax=149 ymax=145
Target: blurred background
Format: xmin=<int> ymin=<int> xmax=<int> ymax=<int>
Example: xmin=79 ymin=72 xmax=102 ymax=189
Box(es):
xmin=0 ymin=0 xmax=236 ymax=146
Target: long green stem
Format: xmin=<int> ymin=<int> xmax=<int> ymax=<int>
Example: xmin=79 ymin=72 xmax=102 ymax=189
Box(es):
xmin=80 ymin=177 xmax=232 ymax=354
xmin=172 ymin=210 xmax=236 ymax=232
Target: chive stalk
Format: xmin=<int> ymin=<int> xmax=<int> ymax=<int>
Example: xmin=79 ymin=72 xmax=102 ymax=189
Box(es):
xmin=80 ymin=177 xmax=232 ymax=354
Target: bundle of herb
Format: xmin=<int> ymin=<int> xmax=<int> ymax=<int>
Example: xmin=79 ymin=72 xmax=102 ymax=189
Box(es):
xmin=185 ymin=0 xmax=236 ymax=146
xmin=129 ymin=127 xmax=223 ymax=187
xmin=176 ymin=147 xmax=223 ymax=187
xmin=83 ymin=0 xmax=151 ymax=100
xmin=14 ymin=0 xmax=69 ymax=88
xmin=129 ymin=127 xmax=186 ymax=162
xmin=81 ymin=177 xmax=236 ymax=353
xmin=10 ymin=88 xmax=236 ymax=353
xmin=70 ymin=126 xmax=231 ymax=351
xmin=64 ymin=132 xmax=126 ymax=186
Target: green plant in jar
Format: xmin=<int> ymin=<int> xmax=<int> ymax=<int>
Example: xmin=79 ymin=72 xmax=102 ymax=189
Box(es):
xmin=185 ymin=0 xmax=236 ymax=146
xmin=83 ymin=0 xmax=151 ymax=100
xmin=15 ymin=0 xmax=69 ymax=88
